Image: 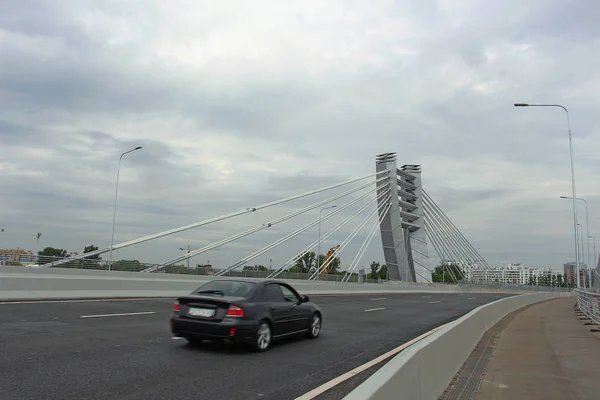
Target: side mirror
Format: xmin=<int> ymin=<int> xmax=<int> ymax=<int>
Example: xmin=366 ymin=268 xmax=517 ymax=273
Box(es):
xmin=301 ymin=295 xmax=310 ymax=303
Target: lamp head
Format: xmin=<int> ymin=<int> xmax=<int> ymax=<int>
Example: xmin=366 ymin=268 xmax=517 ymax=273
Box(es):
xmin=513 ymin=103 xmax=529 ymax=107
xmin=134 ymin=146 xmax=142 ymax=150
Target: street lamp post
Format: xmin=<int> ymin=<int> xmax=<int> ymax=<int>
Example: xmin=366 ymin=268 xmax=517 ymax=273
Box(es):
xmin=590 ymin=235 xmax=597 ymax=270
xmin=109 ymin=146 xmax=142 ymax=271
xmin=514 ymin=103 xmax=580 ymax=288
xmin=578 ymin=224 xmax=586 ymax=287
xmin=180 ymin=246 xmax=191 ymax=269
xmin=561 ymin=196 xmax=591 ymax=287
xmin=317 ymin=205 xmax=337 ymax=276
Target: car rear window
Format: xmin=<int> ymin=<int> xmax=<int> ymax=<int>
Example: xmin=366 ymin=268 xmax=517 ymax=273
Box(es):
xmin=193 ymin=280 xmax=256 ymax=298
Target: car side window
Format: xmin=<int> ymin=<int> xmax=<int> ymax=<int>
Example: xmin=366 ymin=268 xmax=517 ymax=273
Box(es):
xmin=279 ymin=285 xmax=300 ymax=302
xmin=264 ymin=284 xmax=286 ymax=302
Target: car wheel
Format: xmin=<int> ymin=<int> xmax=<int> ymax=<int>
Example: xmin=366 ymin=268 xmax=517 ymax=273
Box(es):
xmin=185 ymin=337 xmax=203 ymax=345
xmin=307 ymin=313 xmax=321 ymax=339
xmin=254 ymin=321 xmax=272 ymax=352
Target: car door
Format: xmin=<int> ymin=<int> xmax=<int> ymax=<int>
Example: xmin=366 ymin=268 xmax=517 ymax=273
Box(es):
xmin=278 ymin=284 xmax=311 ymax=333
xmin=263 ymin=283 xmax=294 ymax=336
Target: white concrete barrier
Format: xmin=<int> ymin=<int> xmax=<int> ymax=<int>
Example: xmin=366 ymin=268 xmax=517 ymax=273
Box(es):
xmin=0 ymin=266 xmax=465 ymax=301
xmin=343 ymin=291 xmax=575 ymax=400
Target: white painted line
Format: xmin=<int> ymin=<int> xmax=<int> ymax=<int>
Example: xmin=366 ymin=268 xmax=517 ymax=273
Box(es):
xmin=468 ymin=297 xmax=476 ymax=300
xmin=428 ymin=301 xmax=441 ymax=304
xmin=370 ymin=297 xmax=386 ymax=301
xmin=364 ymin=307 xmax=386 ymax=312
xmin=294 ymin=324 xmax=447 ymax=400
xmin=0 ymin=298 xmax=166 ymax=305
xmin=80 ymin=311 xmax=156 ymax=318
xmin=171 ymin=336 xmax=185 ymax=340
xmin=421 ymin=295 xmax=432 ymax=298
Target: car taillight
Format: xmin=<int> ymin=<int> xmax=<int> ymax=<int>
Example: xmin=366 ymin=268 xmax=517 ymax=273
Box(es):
xmin=226 ymin=305 xmax=244 ymax=317
xmin=173 ymin=302 xmax=180 ymax=312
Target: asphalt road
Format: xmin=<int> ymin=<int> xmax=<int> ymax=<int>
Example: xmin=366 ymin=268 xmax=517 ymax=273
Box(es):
xmin=0 ymin=292 xmax=514 ymax=400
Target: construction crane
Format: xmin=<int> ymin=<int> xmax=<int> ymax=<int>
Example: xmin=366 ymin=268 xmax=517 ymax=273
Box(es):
xmin=321 ymin=245 xmax=340 ymax=280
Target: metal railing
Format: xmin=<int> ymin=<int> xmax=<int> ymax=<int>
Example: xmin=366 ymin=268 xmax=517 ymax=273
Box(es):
xmin=459 ymin=282 xmax=573 ymax=293
xmin=575 ymin=289 xmax=600 ymax=325
xmin=9 ymin=256 xmax=577 ymax=291
xmin=14 ymin=256 xmax=386 ymax=283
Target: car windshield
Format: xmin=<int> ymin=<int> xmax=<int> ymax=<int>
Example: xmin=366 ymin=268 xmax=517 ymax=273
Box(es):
xmin=193 ymin=280 xmax=256 ymax=298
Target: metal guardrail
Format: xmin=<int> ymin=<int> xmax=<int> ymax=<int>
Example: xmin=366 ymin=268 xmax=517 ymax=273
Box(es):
xmin=575 ymin=289 xmax=600 ymax=325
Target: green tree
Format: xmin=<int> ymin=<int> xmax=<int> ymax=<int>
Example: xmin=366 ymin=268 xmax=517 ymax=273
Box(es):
xmin=291 ymin=252 xmax=317 ymax=273
xmin=556 ymin=273 xmax=564 ymax=287
xmin=37 ymin=247 xmax=68 ymax=264
xmin=431 ymin=263 xmax=463 ymax=284
xmin=378 ymin=264 xmax=388 ymax=280
xmin=83 ymin=245 xmax=101 ymax=260
xmin=112 ymin=260 xmax=145 ymax=272
xmin=369 ymin=261 xmax=380 ymax=279
xmin=243 ymin=264 xmax=269 ymax=272
xmin=38 ymin=247 xmax=68 ymax=258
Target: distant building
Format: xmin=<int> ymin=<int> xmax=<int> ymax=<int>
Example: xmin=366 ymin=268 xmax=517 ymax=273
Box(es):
xmin=0 ymin=248 xmax=34 ymax=265
xmin=563 ymin=262 xmax=590 ymax=287
xmin=466 ymin=263 xmax=552 ymax=285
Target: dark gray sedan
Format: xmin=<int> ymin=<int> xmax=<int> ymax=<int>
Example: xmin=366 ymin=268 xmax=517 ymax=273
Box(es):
xmin=170 ymin=279 xmax=323 ymax=351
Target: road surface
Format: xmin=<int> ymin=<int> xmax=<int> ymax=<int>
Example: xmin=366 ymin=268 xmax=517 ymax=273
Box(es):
xmin=0 ymin=292 xmax=513 ymax=400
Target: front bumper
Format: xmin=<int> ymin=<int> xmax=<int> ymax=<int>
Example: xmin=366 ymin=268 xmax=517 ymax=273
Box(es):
xmin=171 ymin=316 xmax=258 ymax=343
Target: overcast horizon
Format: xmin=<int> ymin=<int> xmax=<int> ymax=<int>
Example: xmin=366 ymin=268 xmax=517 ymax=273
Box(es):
xmin=1 ymin=0 xmax=599 ymax=274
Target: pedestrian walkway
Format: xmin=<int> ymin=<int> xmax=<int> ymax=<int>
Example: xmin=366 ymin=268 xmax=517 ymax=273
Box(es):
xmin=477 ymin=297 xmax=600 ymax=400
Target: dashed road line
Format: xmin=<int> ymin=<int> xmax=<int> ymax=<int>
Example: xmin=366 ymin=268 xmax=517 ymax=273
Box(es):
xmin=428 ymin=301 xmax=442 ymax=304
xmin=370 ymin=297 xmax=387 ymax=301
xmin=364 ymin=307 xmax=386 ymax=312
xmin=80 ymin=311 xmax=156 ymax=319
xmin=0 ymin=298 xmax=168 ymax=305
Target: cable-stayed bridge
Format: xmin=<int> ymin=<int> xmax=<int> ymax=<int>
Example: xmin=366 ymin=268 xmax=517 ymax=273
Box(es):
xmin=4 ymin=151 xmax=578 ymax=400
xmin=38 ymin=152 xmax=495 ymax=285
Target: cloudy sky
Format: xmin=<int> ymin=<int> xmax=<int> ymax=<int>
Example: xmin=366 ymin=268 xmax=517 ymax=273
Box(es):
xmin=1 ymin=0 xmax=599 ymax=273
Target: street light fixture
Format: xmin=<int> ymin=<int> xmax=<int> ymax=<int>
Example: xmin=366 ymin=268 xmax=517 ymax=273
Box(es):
xmin=180 ymin=245 xmax=191 ymax=269
xmin=109 ymin=146 xmax=143 ymax=270
xmin=317 ymin=205 xmax=337 ymax=276
xmin=590 ymin=235 xmax=597 ymax=271
xmin=560 ymin=196 xmax=591 ymax=287
xmin=514 ymin=103 xmax=580 ymax=288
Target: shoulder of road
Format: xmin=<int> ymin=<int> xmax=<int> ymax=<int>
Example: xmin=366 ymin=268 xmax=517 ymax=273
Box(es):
xmin=442 ymin=296 xmax=600 ymax=400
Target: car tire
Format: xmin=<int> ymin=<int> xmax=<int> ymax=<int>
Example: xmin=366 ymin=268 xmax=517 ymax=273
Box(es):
xmin=307 ymin=313 xmax=321 ymax=339
xmin=185 ymin=337 xmax=203 ymax=345
xmin=253 ymin=321 xmax=272 ymax=352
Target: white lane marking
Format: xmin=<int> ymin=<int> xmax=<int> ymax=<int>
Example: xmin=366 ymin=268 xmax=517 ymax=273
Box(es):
xmin=171 ymin=337 xmax=185 ymax=340
xmin=421 ymin=295 xmax=432 ymax=298
xmin=468 ymin=297 xmax=476 ymax=300
xmin=370 ymin=297 xmax=386 ymax=301
xmin=428 ymin=301 xmax=441 ymax=304
xmin=364 ymin=307 xmax=386 ymax=312
xmin=0 ymin=298 xmax=168 ymax=305
xmin=80 ymin=311 xmax=156 ymax=318
xmin=294 ymin=324 xmax=447 ymax=400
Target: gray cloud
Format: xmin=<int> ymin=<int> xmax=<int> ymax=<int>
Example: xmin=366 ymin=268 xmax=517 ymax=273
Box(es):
xmin=0 ymin=0 xmax=599 ymax=272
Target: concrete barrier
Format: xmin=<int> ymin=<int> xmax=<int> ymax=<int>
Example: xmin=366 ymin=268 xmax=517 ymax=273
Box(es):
xmin=343 ymin=291 xmax=574 ymax=400
xmin=0 ymin=266 xmax=466 ymax=301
